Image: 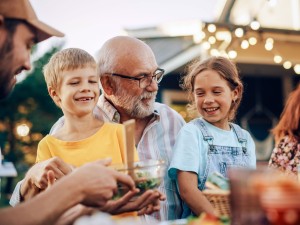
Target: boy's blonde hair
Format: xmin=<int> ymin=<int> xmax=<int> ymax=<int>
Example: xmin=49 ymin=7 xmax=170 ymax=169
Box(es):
xmin=181 ymin=56 xmax=243 ymax=121
xmin=43 ymin=48 xmax=97 ymax=90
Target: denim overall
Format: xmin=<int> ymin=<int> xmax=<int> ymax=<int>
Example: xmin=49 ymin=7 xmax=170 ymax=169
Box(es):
xmin=196 ymin=119 xmax=250 ymax=191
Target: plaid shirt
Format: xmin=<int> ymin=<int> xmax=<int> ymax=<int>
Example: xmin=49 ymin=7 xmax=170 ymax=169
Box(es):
xmin=11 ymin=95 xmax=185 ymax=221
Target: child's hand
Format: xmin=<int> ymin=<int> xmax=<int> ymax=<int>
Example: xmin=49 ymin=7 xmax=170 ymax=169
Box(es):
xmin=46 ymin=170 xmax=56 ymax=190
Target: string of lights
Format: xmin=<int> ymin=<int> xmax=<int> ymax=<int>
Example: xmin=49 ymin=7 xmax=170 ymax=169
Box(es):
xmin=194 ymin=22 xmax=300 ymax=74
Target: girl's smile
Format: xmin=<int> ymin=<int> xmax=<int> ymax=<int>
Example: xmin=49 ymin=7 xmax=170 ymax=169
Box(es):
xmin=193 ymin=69 xmax=238 ymax=130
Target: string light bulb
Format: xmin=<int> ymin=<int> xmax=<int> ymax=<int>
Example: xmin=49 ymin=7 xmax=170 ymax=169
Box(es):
xmin=207 ymin=24 xmax=216 ymax=33
xmin=208 ymin=36 xmax=216 ymax=44
xmin=248 ymin=37 xmax=257 ymax=45
xmin=265 ymin=43 xmax=273 ymax=51
xmin=241 ymin=40 xmax=249 ymax=49
xmin=294 ymin=64 xmax=300 ymax=74
xmin=234 ymin=28 xmax=244 ymax=38
xmin=228 ymin=50 xmax=237 ymax=59
xmin=283 ymin=61 xmax=292 ymax=69
xmin=250 ymin=19 xmax=260 ymax=30
xmin=274 ymin=55 xmax=282 ymax=64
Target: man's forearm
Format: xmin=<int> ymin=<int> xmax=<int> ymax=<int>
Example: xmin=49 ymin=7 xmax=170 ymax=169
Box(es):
xmin=1 ymin=175 xmax=84 ymax=225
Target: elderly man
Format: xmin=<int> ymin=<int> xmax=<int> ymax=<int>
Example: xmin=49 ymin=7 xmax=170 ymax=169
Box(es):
xmin=0 ymin=0 xmax=153 ymax=224
xmin=98 ymin=36 xmax=185 ymax=221
xmin=53 ymin=36 xmax=186 ymax=221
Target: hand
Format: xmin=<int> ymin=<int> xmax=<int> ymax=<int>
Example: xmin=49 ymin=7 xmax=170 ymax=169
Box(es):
xmin=54 ymin=204 xmax=95 ymax=225
xmin=100 ymin=189 xmax=166 ymax=215
xmin=21 ymin=157 xmax=73 ymax=200
xmin=68 ymin=159 xmax=135 ymax=208
xmin=47 ymin=170 xmax=56 ymax=190
xmin=137 ymin=190 xmax=166 ymax=216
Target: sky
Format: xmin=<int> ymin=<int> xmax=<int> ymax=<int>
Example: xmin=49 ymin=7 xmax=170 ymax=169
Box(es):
xmin=30 ymin=0 xmax=221 ymax=57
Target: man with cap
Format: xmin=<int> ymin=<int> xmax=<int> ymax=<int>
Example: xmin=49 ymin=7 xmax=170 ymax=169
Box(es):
xmin=0 ymin=0 xmax=158 ymax=224
xmin=0 ymin=0 xmax=64 ymax=98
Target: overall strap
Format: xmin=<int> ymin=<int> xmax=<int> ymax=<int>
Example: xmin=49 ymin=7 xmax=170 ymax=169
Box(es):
xmin=195 ymin=119 xmax=214 ymax=145
xmin=230 ymin=123 xmax=247 ymax=148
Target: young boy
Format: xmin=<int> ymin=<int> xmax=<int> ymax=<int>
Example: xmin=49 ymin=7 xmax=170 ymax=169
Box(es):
xmin=37 ymin=48 xmax=137 ymax=167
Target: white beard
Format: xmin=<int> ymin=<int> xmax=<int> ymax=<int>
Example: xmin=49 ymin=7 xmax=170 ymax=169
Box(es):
xmin=109 ymin=88 xmax=157 ymax=118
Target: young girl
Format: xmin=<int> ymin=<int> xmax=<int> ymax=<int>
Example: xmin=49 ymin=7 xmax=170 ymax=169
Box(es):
xmin=168 ymin=56 xmax=256 ymax=218
xmin=269 ymin=84 xmax=300 ymax=179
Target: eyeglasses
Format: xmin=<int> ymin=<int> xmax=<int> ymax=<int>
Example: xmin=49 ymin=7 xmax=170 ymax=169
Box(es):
xmin=106 ymin=68 xmax=165 ymax=88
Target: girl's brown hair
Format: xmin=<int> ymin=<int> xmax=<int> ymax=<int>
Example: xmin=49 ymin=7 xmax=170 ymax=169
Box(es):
xmin=181 ymin=56 xmax=243 ymax=121
xmin=271 ymin=84 xmax=300 ymax=143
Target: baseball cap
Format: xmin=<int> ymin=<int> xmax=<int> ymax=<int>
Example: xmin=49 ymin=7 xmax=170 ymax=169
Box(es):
xmin=0 ymin=0 xmax=64 ymax=43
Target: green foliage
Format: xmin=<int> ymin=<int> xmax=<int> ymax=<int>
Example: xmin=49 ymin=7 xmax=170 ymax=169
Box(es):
xmin=0 ymin=45 xmax=63 ymax=165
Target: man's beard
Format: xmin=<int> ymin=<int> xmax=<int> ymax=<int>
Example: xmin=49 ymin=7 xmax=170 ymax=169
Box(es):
xmin=0 ymin=34 xmax=14 ymax=100
xmin=110 ymin=87 xmax=157 ymax=119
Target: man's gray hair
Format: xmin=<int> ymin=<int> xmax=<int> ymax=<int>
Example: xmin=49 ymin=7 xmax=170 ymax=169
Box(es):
xmin=96 ymin=46 xmax=114 ymax=77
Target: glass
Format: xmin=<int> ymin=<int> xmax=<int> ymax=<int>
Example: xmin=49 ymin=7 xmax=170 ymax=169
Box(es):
xmin=228 ymin=166 xmax=270 ymax=225
xmin=110 ymin=159 xmax=166 ymax=200
xmin=107 ymin=68 xmax=165 ymax=88
xmin=258 ymin=171 xmax=300 ymax=225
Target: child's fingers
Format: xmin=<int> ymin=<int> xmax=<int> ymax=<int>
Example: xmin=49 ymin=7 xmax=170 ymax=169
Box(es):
xmin=47 ymin=170 xmax=56 ymax=189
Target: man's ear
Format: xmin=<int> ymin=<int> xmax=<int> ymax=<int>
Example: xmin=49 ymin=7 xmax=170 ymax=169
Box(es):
xmin=48 ymin=86 xmax=61 ymax=107
xmin=100 ymin=76 xmax=114 ymax=95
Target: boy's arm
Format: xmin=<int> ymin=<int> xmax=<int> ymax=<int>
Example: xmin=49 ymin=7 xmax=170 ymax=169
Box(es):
xmin=10 ymin=157 xmax=73 ymax=205
xmin=177 ymin=170 xmax=215 ymax=216
xmin=9 ymin=181 xmax=24 ymax=206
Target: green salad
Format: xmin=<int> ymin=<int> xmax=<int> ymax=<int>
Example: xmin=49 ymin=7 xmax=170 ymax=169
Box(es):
xmin=135 ymin=171 xmax=161 ymax=192
xmin=113 ymin=170 xmax=162 ymax=200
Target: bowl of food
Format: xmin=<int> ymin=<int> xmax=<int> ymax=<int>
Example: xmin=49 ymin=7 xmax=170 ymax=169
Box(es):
xmin=112 ymin=159 xmax=166 ymax=199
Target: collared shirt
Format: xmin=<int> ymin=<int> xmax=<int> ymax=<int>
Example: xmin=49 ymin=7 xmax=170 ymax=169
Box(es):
xmin=10 ymin=95 xmax=185 ymax=221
